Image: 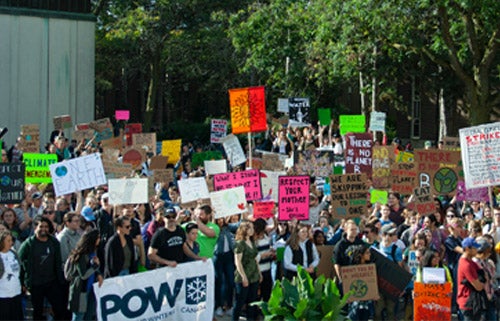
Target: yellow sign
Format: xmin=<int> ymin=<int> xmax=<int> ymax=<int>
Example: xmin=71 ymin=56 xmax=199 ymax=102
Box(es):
xmin=161 ymin=139 xmax=182 ymax=164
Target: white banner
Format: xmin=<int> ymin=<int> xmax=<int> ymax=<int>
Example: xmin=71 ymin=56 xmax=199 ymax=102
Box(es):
xmin=108 ymin=178 xmax=149 ymax=205
xmin=178 ymin=177 xmax=210 ymax=203
xmin=210 ymin=186 xmax=247 ymax=218
xmin=221 ymin=134 xmax=246 ymax=167
xmin=49 ymin=153 xmax=107 ymax=196
xmin=94 ymin=260 xmax=214 ymax=321
xmin=204 ymin=160 xmax=227 ymax=175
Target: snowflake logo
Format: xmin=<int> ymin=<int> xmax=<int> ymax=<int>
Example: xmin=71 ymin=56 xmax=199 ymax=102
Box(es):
xmin=185 ymin=275 xmax=207 ymax=304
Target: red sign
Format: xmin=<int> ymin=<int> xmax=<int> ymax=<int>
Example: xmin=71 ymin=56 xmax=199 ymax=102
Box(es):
xmin=253 ymin=201 xmax=275 ymax=219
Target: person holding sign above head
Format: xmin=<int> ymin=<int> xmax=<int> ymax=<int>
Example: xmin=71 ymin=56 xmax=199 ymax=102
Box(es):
xmin=283 ymin=223 xmax=319 ymax=280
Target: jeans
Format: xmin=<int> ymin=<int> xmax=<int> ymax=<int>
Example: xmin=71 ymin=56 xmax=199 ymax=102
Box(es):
xmin=232 ymin=282 xmax=258 ymax=321
xmin=214 ymin=251 xmax=235 ymax=309
xmin=31 ymin=280 xmax=68 ymax=321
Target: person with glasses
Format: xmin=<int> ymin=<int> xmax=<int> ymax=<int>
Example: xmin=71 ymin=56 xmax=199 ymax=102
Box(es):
xmin=104 ymin=216 xmax=137 ymax=277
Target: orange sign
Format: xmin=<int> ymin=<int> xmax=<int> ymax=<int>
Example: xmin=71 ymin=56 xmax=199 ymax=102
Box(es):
xmin=414 ymin=282 xmax=451 ymax=321
xmin=229 ymin=86 xmax=267 ymax=134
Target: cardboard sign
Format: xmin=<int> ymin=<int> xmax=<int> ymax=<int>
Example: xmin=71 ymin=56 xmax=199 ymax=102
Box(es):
xmin=395 ymin=151 xmax=414 ymax=162
xmin=210 ymin=119 xmax=228 ymax=143
xmin=456 ymin=181 xmax=489 ymax=202
xmin=213 ymin=169 xmax=262 ymax=201
xmin=370 ymin=248 xmax=413 ymax=300
xmin=412 ymin=186 xmax=435 ymax=215
xmin=372 ymin=146 xmax=392 ymax=188
xmin=75 ymin=123 xmax=90 ymax=131
xmin=329 ymin=173 xmax=367 ymax=219
xmin=108 ymin=178 xmax=149 ymax=205
xmin=414 ymin=149 xmax=462 ymax=195
xmin=178 ymin=177 xmax=210 ymax=204
xmin=261 ymin=152 xmax=285 ymax=171
xmin=221 ymin=134 xmax=246 ymax=167
xmin=122 ymin=146 xmax=146 ymax=169
xmin=132 ymin=133 xmax=156 ymax=155
xmin=318 ymin=108 xmax=332 ymax=126
xmin=104 ymin=161 xmax=133 ymax=179
xmin=124 ymin=123 xmax=142 ymax=146
xmin=370 ymin=189 xmax=388 ymax=205
xmin=294 ymin=150 xmax=333 ymax=177
xmin=0 ymin=163 xmax=25 ymax=203
xmin=115 ymin=110 xmax=130 ymax=121
xmin=72 ymin=129 xmax=95 ymax=142
xmin=149 ymin=156 xmax=168 ymax=170
xmin=152 ymin=169 xmax=174 ymax=185
xmin=345 ymin=133 xmax=373 ymax=177
xmin=19 ymin=124 xmax=40 ymax=153
xmin=253 ymin=201 xmax=275 ymax=219
xmin=23 ymin=153 xmax=58 ymax=183
xmin=89 ymin=118 xmax=112 ymax=132
xmin=414 ymin=282 xmax=451 ymax=321
xmin=101 ymin=136 xmax=124 ymax=150
xmin=229 ymin=86 xmax=267 ymax=134
xmin=191 ymin=151 xmax=223 ymax=169
xmin=204 ymin=160 xmax=227 ymax=175
xmin=278 ymin=175 xmax=310 ymax=221
xmin=390 ymin=162 xmax=417 ymax=195
xmin=50 ymin=153 xmax=107 ymax=196
xmin=53 ymin=115 xmax=72 ymax=130
xmin=339 ymin=115 xmax=365 ymax=136
xmin=210 ymin=186 xmax=247 ymax=218
xmin=288 ymin=98 xmax=311 ymax=127
xmin=459 ymin=122 xmax=500 ymax=189
xmin=260 ymin=170 xmax=285 ymax=202
xmin=161 ymin=139 xmax=182 ymax=165
xmin=341 ymin=264 xmax=379 ymax=302
xmin=369 ymin=111 xmax=386 ymax=132
xmin=316 ymin=245 xmax=335 ymax=279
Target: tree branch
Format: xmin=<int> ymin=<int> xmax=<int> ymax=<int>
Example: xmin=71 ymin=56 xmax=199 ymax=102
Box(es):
xmin=463 ymin=11 xmax=481 ymax=67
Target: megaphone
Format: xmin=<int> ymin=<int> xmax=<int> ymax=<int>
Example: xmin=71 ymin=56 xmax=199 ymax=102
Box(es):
xmin=0 ymin=127 xmax=7 ymax=139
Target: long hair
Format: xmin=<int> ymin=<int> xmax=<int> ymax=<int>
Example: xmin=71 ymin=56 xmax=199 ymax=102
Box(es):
xmin=0 ymin=230 xmax=12 ymax=252
xmin=235 ymin=220 xmax=253 ymax=241
xmin=287 ymin=223 xmax=309 ymax=251
xmin=68 ymin=229 xmax=100 ymax=264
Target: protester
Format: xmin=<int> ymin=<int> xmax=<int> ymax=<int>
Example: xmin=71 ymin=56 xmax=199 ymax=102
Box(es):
xmin=57 ymin=212 xmax=83 ymax=266
xmin=213 ymin=217 xmax=236 ymax=317
xmin=283 ymin=223 xmax=319 ymax=279
xmin=148 ymin=208 xmax=186 ymax=267
xmin=333 ymin=220 xmax=364 ymax=284
xmin=346 ymin=244 xmax=373 ymax=321
xmin=104 ymin=216 xmax=137 ymax=277
xmin=0 ymin=230 xmax=23 ymax=321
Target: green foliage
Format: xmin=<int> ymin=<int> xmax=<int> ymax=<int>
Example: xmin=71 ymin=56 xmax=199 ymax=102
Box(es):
xmin=252 ymin=266 xmax=350 ymax=321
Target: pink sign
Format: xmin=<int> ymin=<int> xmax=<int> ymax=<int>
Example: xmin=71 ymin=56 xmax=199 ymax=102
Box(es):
xmin=253 ymin=201 xmax=275 ymax=219
xmin=456 ymin=181 xmax=489 ymax=202
xmin=278 ymin=175 xmax=310 ymax=221
xmin=213 ymin=169 xmax=262 ymax=201
xmin=115 ymin=110 xmax=130 ymax=121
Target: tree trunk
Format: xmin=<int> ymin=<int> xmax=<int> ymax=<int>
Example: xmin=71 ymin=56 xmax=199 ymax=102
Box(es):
xmin=144 ymin=51 xmax=161 ymax=132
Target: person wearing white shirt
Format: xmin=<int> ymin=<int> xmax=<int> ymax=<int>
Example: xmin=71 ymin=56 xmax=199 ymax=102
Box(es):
xmin=283 ymin=224 xmax=319 ymax=279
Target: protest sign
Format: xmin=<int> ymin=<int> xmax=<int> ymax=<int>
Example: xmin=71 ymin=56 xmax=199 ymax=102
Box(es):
xmin=72 ymin=129 xmax=95 ymax=143
xmin=191 ymin=151 xmax=223 ymax=169
xmin=390 ymin=162 xmax=417 ymax=195
xmin=75 ymin=123 xmax=90 ymax=130
xmin=370 ymin=248 xmax=413 ymax=300
xmin=124 ymin=123 xmax=143 ymax=146
xmin=422 ymin=267 xmax=446 ymax=284
xmin=414 ymin=149 xmax=462 ymax=195
xmin=210 ymin=186 xmax=247 ymax=218
xmin=161 ymin=139 xmax=182 ymax=165
xmin=178 ymin=177 xmax=210 ymax=204
xmin=261 ymin=152 xmax=285 ymax=171
xmin=414 ymin=282 xmax=451 ymax=321
xmin=94 ymin=260 xmax=214 ymax=321
xmin=103 ymin=161 xmax=133 ymax=179
xmin=213 ymin=169 xmax=262 ymax=201
xmin=133 ymin=133 xmax=157 ymax=155
xmin=407 ymin=251 xmax=419 ymax=275
xmin=204 ymin=160 xmax=227 ymax=175
xmin=100 ymin=136 xmax=124 ymax=150
xmin=294 ymin=150 xmax=333 ymax=177
xmin=442 ymin=136 xmax=460 ymax=150
xmin=260 ymin=170 xmax=285 ymax=202
xmin=329 ymin=173 xmax=367 ymax=219
xmin=253 ymin=201 xmax=275 ymax=219
xmin=115 ymin=110 xmax=130 ymax=121
xmin=210 ymin=119 xmax=228 ymax=143
xmin=89 ymin=118 xmax=112 ymax=132
xmin=229 ymin=86 xmax=267 ymax=134
xmin=221 ymin=134 xmax=246 ymax=167
xmin=369 ymin=111 xmax=386 ymax=132
xmin=341 ymin=264 xmax=379 ymax=303
xmin=277 ymin=98 xmax=289 ymax=113
xmin=456 ymin=181 xmax=489 ymax=202
xmin=412 ymin=186 xmax=435 ymax=215
xmin=339 ymin=115 xmax=365 ymax=136
xmin=395 ymin=151 xmax=414 ymax=162
xmin=372 ymin=146 xmax=392 ymax=188
xmin=0 ymin=163 xmax=25 ymax=203
xmin=53 ymin=115 xmax=72 ymax=130
xmin=316 ymin=245 xmax=335 ymax=279
xmin=459 ymin=122 xmax=500 ymax=189
xmin=370 ymin=189 xmax=388 ymax=205
xmin=122 ymin=146 xmax=146 ymax=169
xmin=23 ymin=153 xmax=57 ymax=183
xmin=278 ymin=175 xmax=310 ymax=221
xmin=288 ymin=98 xmax=311 ymax=127
xmin=50 ymin=153 xmax=107 ymax=196
xmin=108 ymin=178 xmax=149 ymax=205
xmin=153 ymin=169 xmax=174 ymax=186
xmin=318 ymin=108 xmax=332 ymax=126
xmin=345 ymin=133 xmax=373 ymax=176
xmin=19 ymin=124 xmax=40 ymax=153
xmin=150 ymin=156 xmax=168 ymax=170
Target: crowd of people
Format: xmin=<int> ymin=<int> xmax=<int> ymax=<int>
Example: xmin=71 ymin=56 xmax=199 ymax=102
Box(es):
xmin=0 ymin=123 xmax=499 ymax=321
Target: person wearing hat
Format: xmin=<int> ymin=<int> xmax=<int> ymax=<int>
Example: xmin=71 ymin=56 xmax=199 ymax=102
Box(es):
xmin=457 ymin=237 xmax=485 ymax=320
xmin=80 ymin=206 xmax=96 ymax=233
xmin=148 ymin=208 xmax=186 ymax=267
xmin=472 ymin=236 xmax=497 ymax=321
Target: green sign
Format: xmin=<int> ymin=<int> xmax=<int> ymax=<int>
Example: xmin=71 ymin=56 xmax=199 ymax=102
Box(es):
xmin=339 ymin=115 xmax=366 ymax=136
xmin=191 ymin=151 xmax=223 ymax=168
xmin=370 ymin=189 xmax=388 ymax=204
xmin=23 ymin=153 xmax=58 ymax=183
xmin=318 ymin=108 xmax=332 ymax=126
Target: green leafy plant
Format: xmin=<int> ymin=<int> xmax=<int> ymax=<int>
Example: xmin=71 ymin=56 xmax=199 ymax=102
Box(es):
xmin=252 ymin=266 xmax=351 ymax=321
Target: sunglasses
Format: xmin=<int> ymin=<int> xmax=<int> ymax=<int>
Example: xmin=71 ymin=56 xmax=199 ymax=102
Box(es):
xmin=43 ymin=211 xmax=55 ymax=214
xmin=123 ymin=225 xmax=131 ymax=229
xmin=363 ymin=230 xmax=370 ymax=235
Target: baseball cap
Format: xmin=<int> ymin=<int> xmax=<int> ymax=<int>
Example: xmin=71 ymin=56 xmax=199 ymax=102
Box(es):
xmin=163 ymin=207 xmax=177 ymax=218
xmin=101 ymin=193 xmax=109 ymax=200
xmin=32 ymin=192 xmax=43 ymax=200
xmin=462 ymin=237 xmax=480 ymax=249
xmin=381 ymin=224 xmax=397 ymax=235
xmin=476 ymin=237 xmax=492 ymax=253
xmin=81 ymin=206 xmax=95 ymax=222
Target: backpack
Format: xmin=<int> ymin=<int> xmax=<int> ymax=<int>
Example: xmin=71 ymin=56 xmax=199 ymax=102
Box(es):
xmin=64 ymin=257 xmax=77 ymax=282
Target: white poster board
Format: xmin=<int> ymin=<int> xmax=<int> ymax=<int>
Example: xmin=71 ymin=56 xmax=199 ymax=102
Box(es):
xmin=108 ymin=178 xmax=149 ymax=205
xmin=210 ymin=186 xmax=247 ymax=218
xmin=50 ymin=153 xmax=107 ymax=196
xmin=422 ymin=267 xmax=446 ymax=284
xmin=369 ymin=111 xmax=386 ymax=132
xmin=178 ymin=177 xmax=210 ymax=203
xmin=210 ymin=119 xmax=228 ymax=143
xmin=221 ymin=134 xmax=246 ymax=167
xmin=260 ymin=170 xmax=286 ymax=203
xmin=204 ymin=160 xmax=227 ymax=175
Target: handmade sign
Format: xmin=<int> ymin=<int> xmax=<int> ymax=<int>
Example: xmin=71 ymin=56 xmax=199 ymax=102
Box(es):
xmin=124 ymin=123 xmax=142 ymax=146
xmin=253 ymin=201 xmax=275 ymax=219
xmin=318 ymin=108 xmax=332 ymax=126
xmin=370 ymin=248 xmax=413 ymax=300
xmin=115 ymin=110 xmax=130 ymax=121
xmin=345 ymin=133 xmax=373 ymax=176
xmin=72 ymin=129 xmax=95 ymax=143
xmin=459 ymin=122 xmax=500 ymax=189
xmin=341 ymin=264 xmax=379 ymax=303
xmin=161 ymin=139 xmax=182 ymax=165
xmin=369 ymin=111 xmax=386 ymax=132
xmin=414 ymin=282 xmax=451 ymax=321
xmin=149 ymin=156 xmax=168 ymax=170
xmin=153 ymin=169 xmax=175 ymax=186
xmin=455 ymin=181 xmax=489 ymax=202
xmin=288 ymin=98 xmax=311 ymax=127
xmin=108 ymin=178 xmax=149 ymax=205
xmin=395 ymin=151 xmax=414 ymax=162
xmin=53 ymin=115 xmax=72 ymax=130
xmin=18 ymin=124 xmax=40 ymax=153
xmin=261 ymin=152 xmax=285 ymax=171
xmin=100 ymin=136 xmax=124 ymax=150
xmin=91 ymin=118 xmax=113 ymax=143
xmin=221 ymin=134 xmax=246 ymax=167
xmin=132 ymin=133 xmax=157 ymax=155
xmin=191 ymin=151 xmax=223 ymax=169
xmin=407 ymin=251 xmax=419 ymax=275
xmin=50 ymin=153 xmax=107 ymax=196
xmin=210 ymin=186 xmax=247 ymax=218
xmin=103 ymin=162 xmax=133 ymax=179
xmin=0 ymin=163 xmax=25 ymax=203
xmin=23 ymin=153 xmax=57 ymax=183
xmin=390 ymin=162 xmax=417 ymax=195
xmin=329 ymin=173 xmax=367 ymax=219
xmin=94 ymin=260 xmax=214 ymax=321
xmin=213 ymin=169 xmax=262 ymax=201
xmin=294 ymin=150 xmax=333 ymax=177
xmin=412 ymin=186 xmax=435 ymax=215
xmin=122 ymin=146 xmax=146 ymax=169
xmin=260 ymin=170 xmax=285 ymax=202
xmin=277 ymin=98 xmax=289 ymax=113
xmin=204 ymin=160 xmax=227 ymax=175
xmin=75 ymin=123 xmax=90 ymax=131
xmin=339 ymin=115 xmax=365 ymax=136
xmin=210 ymin=119 xmax=228 ymax=143
xmin=178 ymin=177 xmax=210 ymax=204
xmin=229 ymin=86 xmax=267 ymax=134
xmin=442 ymin=136 xmax=460 ymax=150
xmin=414 ymin=149 xmax=462 ymax=195
xmin=372 ymin=146 xmax=392 ymax=188
xmin=316 ymin=245 xmax=335 ymax=279
xmin=278 ymin=175 xmax=310 ymax=221
xmin=370 ymin=189 xmax=388 ymax=205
